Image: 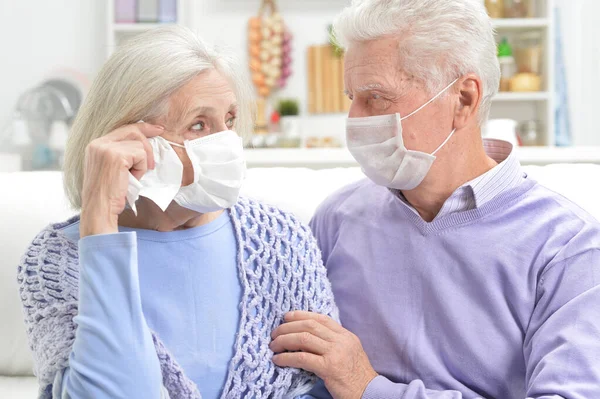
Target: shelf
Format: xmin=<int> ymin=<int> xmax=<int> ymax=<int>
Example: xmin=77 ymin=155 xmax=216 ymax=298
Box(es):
xmin=515 ymin=146 xmax=600 ymax=164
xmin=244 ymin=147 xmax=600 ymax=167
xmin=245 ymin=148 xmax=355 ymax=167
xmin=492 ymin=18 xmax=549 ymax=29
xmin=493 ymin=92 xmax=551 ymax=102
xmin=113 ymin=23 xmax=176 ymax=32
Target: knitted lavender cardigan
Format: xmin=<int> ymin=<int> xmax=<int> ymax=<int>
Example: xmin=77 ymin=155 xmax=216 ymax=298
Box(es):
xmin=17 ymin=196 xmax=338 ymax=398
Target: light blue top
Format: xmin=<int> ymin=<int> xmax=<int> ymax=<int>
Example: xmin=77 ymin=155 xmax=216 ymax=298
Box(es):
xmin=59 ymin=211 xmax=240 ymax=399
xmin=20 ymin=197 xmax=337 ymax=399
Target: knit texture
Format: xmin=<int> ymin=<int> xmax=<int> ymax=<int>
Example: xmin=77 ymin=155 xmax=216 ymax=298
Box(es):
xmin=17 ymin=196 xmax=338 ymax=399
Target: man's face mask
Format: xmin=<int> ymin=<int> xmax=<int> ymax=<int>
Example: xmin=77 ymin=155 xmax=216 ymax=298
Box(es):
xmin=346 ymin=78 xmax=459 ymax=190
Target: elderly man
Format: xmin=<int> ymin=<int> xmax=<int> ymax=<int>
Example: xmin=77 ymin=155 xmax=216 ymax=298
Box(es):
xmin=270 ymin=0 xmax=600 ymax=398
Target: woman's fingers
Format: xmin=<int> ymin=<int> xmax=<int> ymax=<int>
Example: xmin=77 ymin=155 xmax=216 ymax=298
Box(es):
xmin=114 ymin=141 xmax=148 ymax=181
xmin=80 ymin=122 xmax=164 ymax=236
xmin=136 ymin=122 xmax=165 ymax=139
xmin=107 ymin=123 xmax=163 ymax=170
xmin=135 ymin=123 xmax=164 ymax=170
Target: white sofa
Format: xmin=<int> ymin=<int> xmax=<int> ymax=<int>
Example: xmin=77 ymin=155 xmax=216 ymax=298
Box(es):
xmin=1 ymin=165 xmax=600 ymax=398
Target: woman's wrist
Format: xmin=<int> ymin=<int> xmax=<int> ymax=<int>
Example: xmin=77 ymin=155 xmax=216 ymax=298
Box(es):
xmin=80 ymin=203 xmax=119 ymax=237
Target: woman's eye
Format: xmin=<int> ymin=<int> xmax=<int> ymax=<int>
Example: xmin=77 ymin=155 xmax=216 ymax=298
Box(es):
xmin=191 ymin=121 xmax=205 ymax=131
xmin=226 ymin=117 xmax=236 ymax=128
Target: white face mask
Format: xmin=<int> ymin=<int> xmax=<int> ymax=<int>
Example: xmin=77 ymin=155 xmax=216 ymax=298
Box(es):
xmin=346 ymin=78 xmax=459 ymax=190
xmin=127 ymin=130 xmax=246 ymax=214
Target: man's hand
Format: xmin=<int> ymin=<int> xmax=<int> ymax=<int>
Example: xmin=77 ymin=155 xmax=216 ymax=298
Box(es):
xmin=270 ymin=311 xmax=378 ymax=399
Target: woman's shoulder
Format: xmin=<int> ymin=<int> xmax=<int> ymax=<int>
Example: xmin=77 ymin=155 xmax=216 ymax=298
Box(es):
xmin=231 ymin=196 xmax=313 ymax=239
xmin=17 ymin=215 xmax=81 ymax=313
xmin=231 ymin=197 xmax=338 ymax=318
xmin=22 ymin=215 xmax=81 ymax=257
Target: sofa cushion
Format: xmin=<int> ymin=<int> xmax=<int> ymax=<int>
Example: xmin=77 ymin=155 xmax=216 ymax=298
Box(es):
xmin=0 ymin=376 xmax=39 ymax=398
xmin=1 ymin=164 xmax=599 ymax=377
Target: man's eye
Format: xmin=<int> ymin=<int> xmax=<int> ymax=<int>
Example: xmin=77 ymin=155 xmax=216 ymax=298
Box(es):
xmin=226 ymin=117 xmax=236 ymax=128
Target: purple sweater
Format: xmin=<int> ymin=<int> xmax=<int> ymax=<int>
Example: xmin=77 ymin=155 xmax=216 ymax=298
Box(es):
xmin=309 ymin=177 xmax=600 ymax=398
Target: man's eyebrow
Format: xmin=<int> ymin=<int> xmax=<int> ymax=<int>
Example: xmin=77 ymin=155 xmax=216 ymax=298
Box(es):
xmin=355 ymin=83 xmax=385 ymax=92
xmin=344 ymin=83 xmax=392 ymax=95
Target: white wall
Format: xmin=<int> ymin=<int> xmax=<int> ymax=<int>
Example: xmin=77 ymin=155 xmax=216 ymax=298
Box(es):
xmin=189 ymin=0 xmax=350 ymax=116
xmin=0 ymin=0 xmax=105 ymax=131
xmin=555 ymin=0 xmax=600 ymax=146
xmin=1 ymin=0 xmax=597 ymax=146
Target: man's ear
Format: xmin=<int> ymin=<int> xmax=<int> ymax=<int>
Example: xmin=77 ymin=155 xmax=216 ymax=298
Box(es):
xmin=454 ymin=74 xmax=482 ymax=130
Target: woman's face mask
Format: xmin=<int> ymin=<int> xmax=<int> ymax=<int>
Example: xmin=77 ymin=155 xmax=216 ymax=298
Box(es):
xmin=127 ymin=130 xmax=246 ymax=215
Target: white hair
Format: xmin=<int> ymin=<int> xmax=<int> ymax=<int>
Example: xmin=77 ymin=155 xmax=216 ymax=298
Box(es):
xmin=63 ymin=25 xmax=254 ymax=209
xmin=333 ymin=0 xmax=500 ymax=125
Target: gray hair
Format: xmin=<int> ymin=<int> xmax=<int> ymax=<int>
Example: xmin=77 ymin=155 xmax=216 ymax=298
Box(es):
xmin=333 ymin=0 xmax=500 ymax=125
xmin=63 ymin=25 xmax=254 ymax=209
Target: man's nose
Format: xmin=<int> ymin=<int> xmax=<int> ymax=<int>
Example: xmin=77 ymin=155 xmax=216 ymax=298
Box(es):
xmin=348 ymin=101 xmax=370 ymax=118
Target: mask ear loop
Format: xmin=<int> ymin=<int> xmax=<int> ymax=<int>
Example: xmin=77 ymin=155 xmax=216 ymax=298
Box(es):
xmin=400 ymin=77 xmax=460 ymax=121
xmin=432 ymin=129 xmax=457 ymax=156
xmin=166 ymin=140 xmax=185 ymax=148
xmin=397 ymin=78 xmax=460 ymax=156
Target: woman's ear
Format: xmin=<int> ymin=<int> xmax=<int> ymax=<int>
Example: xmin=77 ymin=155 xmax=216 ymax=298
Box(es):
xmin=454 ymin=74 xmax=482 ymax=130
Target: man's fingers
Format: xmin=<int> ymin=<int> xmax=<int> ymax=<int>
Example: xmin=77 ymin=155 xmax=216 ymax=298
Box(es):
xmin=284 ymin=311 xmax=345 ymax=333
xmin=271 ymin=319 xmax=336 ymax=341
xmin=272 ymin=351 xmax=325 ymax=375
xmin=270 ymin=332 xmax=330 ymax=355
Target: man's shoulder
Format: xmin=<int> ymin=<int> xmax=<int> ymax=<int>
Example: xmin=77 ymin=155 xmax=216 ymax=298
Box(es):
xmin=522 ymin=182 xmax=600 ymax=261
xmin=527 ymin=182 xmax=600 ymax=228
xmin=312 ymin=178 xmax=383 ymax=221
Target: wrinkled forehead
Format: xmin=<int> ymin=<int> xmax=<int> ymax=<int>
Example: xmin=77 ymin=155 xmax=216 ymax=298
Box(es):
xmin=344 ymin=40 xmax=415 ymax=94
xmin=160 ymin=70 xmax=238 ymax=127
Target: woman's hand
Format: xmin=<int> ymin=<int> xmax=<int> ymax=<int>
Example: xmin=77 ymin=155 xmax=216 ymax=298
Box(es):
xmin=80 ymin=122 xmax=164 ymax=237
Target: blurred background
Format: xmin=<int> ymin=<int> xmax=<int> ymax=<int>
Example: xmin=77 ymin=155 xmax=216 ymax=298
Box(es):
xmin=0 ymin=0 xmax=599 ymax=172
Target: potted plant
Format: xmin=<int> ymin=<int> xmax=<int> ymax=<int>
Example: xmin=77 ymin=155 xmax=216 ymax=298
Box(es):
xmin=277 ymin=99 xmax=301 ymax=145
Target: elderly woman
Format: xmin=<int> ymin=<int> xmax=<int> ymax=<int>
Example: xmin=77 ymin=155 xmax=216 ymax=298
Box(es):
xmin=17 ymin=26 xmax=337 ymax=399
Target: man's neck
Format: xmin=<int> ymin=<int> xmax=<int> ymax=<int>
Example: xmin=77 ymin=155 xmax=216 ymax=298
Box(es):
xmin=402 ymin=135 xmax=497 ymax=222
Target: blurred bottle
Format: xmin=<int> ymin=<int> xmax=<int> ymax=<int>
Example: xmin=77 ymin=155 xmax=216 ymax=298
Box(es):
xmin=515 ymin=31 xmax=543 ymax=75
xmin=268 ymin=110 xmax=281 ymax=133
xmin=48 ymin=120 xmax=70 ymax=167
xmin=498 ymin=38 xmax=516 ymax=92
xmin=485 ymin=0 xmax=505 ymax=18
xmin=518 ymin=120 xmax=541 ymax=146
xmin=505 ymin=0 xmax=531 ymax=18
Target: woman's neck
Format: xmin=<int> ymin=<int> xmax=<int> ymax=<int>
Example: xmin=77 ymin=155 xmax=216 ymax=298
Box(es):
xmin=118 ymin=198 xmax=223 ymax=232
